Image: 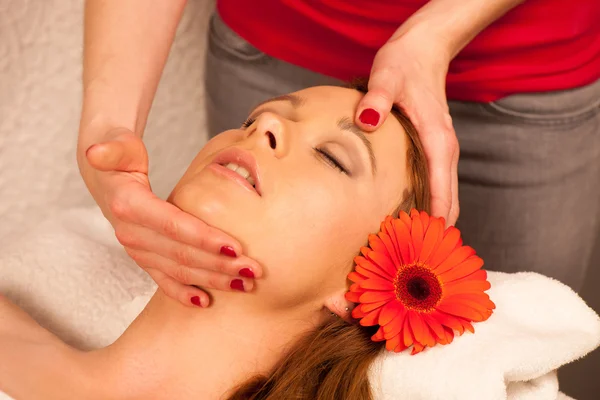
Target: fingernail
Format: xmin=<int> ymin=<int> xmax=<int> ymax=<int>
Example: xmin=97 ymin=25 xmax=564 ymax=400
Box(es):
xmin=230 ymin=279 xmax=245 ymax=291
xmin=239 ymin=268 xmax=255 ymax=278
xmin=359 ymin=108 xmax=380 ymax=126
xmin=220 ymin=246 xmax=237 ymax=258
xmin=190 ymin=296 xmax=202 ymax=307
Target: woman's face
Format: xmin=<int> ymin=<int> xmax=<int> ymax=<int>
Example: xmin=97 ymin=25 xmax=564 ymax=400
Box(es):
xmin=169 ymin=86 xmax=409 ymax=311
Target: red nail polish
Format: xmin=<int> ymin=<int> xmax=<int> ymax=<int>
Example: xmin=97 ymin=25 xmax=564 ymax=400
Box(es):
xmin=239 ymin=268 xmax=255 ymax=278
xmin=191 ymin=296 xmax=202 ymax=307
xmin=220 ymin=246 xmax=237 ymax=258
xmin=230 ymin=279 xmax=245 ymax=291
xmin=359 ymin=108 xmax=380 ymax=126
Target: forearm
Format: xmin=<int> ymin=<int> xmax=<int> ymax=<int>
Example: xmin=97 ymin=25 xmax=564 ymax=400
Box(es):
xmin=79 ymin=0 xmax=187 ymax=154
xmin=392 ymin=0 xmax=525 ymax=60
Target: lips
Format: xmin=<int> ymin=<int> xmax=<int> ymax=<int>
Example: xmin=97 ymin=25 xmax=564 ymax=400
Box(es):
xmin=210 ymin=148 xmax=262 ymax=196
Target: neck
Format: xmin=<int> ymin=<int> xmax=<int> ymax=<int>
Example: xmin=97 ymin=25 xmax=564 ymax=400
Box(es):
xmin=86 ymin=290 xmax=323 ymax=399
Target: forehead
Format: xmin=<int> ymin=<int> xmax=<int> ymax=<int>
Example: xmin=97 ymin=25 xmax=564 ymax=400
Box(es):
xmin=291 ymin=86 xmax=409 ymax=206
xmin=292 ymin=86 xmax=407 ymax=156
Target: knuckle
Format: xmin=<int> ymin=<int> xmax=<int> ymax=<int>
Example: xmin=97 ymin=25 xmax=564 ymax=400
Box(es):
xmin=206 ymin=275 xmax=221 ymax=289
xmin=108 ymin=195 xmax=130 ymax=220
xmin=162 ymin=218 xmax=180 ymax=240
xmin=174 ymin=247 xmax=192 ymax=267
xmin=214 ymin=258 xmax=229 ymax=274
xmin=115 ymin=228 xmax=136 ymax=247
xmin=173 ymin=265 xmax=192 ymax=285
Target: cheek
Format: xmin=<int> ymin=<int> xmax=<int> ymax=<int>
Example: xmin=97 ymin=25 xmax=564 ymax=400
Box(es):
xmin=250 ymin=176 xmax=374 ymax=308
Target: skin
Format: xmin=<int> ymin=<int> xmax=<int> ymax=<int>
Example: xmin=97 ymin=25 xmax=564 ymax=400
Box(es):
xmin=1 ymin=86 xmax=410 ymax=400
xmin=78 ymin=0 xmax=523 ymax=306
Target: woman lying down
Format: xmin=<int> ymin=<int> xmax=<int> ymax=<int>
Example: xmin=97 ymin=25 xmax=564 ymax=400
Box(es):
xmin=1 ymin=85 xmax=599 ymax=400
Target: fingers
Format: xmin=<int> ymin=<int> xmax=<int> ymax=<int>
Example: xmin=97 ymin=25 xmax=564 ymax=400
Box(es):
xmin=130 ymin=249 xmax=255 ymax=293
xmin=415 ymin=112 xmax=458 ymax=226
xmin=447 ymin=141 xmax=460 ymax=227
xmin=144 ymin=267 xmax=210 ymax=308
xmin=116 ymin=223 xmax=261 ymax=278
xmin=112 ymin=190 xmax=248 ymax=262
xmin=355 ymin=67 xmax=398 ymax=131
xmin=86 ymin=128 xmax=148 ymax=173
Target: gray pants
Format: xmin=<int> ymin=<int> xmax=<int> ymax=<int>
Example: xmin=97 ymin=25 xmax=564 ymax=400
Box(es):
xmin=204 ymin=12 xmax=600 ymax=290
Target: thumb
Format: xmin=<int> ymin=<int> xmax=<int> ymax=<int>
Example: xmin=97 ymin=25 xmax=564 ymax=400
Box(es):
xmin=355 ymin=68 xmax=398 ymax=132
xmin=86 ymin=128 xmax=149 ymax=174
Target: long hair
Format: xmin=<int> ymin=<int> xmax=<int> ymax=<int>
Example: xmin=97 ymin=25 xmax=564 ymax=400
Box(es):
xmin=228 ymin=81 xmax=430 ymax=400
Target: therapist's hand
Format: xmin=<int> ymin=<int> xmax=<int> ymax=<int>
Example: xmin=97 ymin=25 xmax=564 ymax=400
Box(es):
xmin=82 ymin=128 xmax=261 ymax=308
xmin=355 ymin=31 xmax=459 ymax=226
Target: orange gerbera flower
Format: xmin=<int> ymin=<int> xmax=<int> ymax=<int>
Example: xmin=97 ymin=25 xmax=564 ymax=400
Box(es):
xmin=346 ymin=209 xmax=495 ymax=355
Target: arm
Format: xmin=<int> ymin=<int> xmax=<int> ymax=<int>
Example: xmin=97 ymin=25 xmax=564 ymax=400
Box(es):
xmin=77 ymin=0 xmax=187 ymax=161
xmin=0 ymin=296 xmax=86 ymax=399
xmin=76 ymin=1 xmax=261 ymax=308
xmin=390 ymin=0 xmax=525 ymax=59
xmin=356 ymin=0 xmax=525 ymax=225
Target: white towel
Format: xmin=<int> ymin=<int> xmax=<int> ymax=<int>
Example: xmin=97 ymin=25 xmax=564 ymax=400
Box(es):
xmin=1 ymin=207 xmax=599 ymax=400
xmin=370 ymin=271 xmax=600 ymax=400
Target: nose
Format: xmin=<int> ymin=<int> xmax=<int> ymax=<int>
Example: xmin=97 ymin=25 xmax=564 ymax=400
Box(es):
xmin=247 ymin=112 xmax=288 ymax=158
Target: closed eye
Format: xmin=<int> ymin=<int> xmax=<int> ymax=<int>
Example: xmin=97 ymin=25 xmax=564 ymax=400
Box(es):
xmin=241 ymin=117 xmax=256 ymax=129
xmin=315 ymin=148 xmax=348 ymax=175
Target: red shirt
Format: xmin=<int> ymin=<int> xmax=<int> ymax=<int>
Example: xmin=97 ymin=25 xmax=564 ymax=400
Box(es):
xmin=217 ymin=0 xmax=600 ymax=102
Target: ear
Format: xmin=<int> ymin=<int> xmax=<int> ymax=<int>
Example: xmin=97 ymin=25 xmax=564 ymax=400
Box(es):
xmin=324 ymin=289 xmax=355 ymax=322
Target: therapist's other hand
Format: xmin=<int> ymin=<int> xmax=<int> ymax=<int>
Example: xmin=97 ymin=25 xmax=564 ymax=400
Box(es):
xmin=83 ymin=128 xmax=261 ymax=307
xmin=355 ymin=32 xmax=459 ymax=227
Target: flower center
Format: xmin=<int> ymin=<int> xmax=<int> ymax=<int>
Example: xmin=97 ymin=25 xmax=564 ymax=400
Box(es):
xmin=394 ymin=264 xmax=442 ymax=312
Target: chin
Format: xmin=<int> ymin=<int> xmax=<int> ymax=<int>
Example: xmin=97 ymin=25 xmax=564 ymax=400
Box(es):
xmin=169 ymin=170 xmax=261 ymax=245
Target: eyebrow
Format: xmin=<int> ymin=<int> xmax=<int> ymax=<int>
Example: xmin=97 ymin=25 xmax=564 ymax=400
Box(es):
xmin=337 ymin=117 xmax=377 ymax=175
xmin=253 ymin=93 xmax=306 ymax=110
xmin=252 ymin=95 xmax=377 ymax=175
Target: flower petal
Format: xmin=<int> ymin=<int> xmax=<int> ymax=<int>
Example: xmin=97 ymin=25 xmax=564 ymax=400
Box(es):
xmin=429 ymin=310 xmax=465 ymax=333
xmin=411 ymin=341 xmax=425 ymax=355
xmin=399 ymin=210 xmax=412 ymax=228
xmin=402 ymin=316 xmax=414 ymax=347
xmin=434 ymin=246 xmax=476 ymax=276
xmin=427 ymin=226 xmax=461 ymax=268
xmin=355 ymin=256 xmax=391 ymax=280
xmin=436 ymin=302 xmax=484 ymax=321
xmin=348 ymin=271 xmax=367 ymax=284
xmin=360 ymin=246 xmax=372 ymax=257
xmin=461 ymin=319 xmax=475 ymax=334
xmin=409 ymin=311 xmax=436 ymax=348
xmin=359 ymin=291 xmax=396 ymax=304
xmin=360 ymin=278 xmax=395 ymax=291
xmin=368 ymin=234 xmax=388 ymax=256
xmin=360 ymin=299 xmax=390 ymax=313
xmin=360 ymin=308 xmax=382 ymax=326
xmin=419 ymin=217 xmax=443 ymax=263
xmin=383 ymin=306 xmax=407 ymax=339
xmin=372 ymin=326 xmax=386 ymax=342
xmin=345 ymin=292 xmax=361 ymax=303
xmin=367 ymin=252 xmax=397 ymax=278
xmin=379 ymin=231 xmax=401 ymax=267
xmin=420 ymin=210 xmax=431 ymax=232
xmin=444 ymin=293 xmax=495 ymax=311
xmin=443 ymin=277 xmax=491 ymax=297
xmin=443 ymin=326 xmax=455 ymax=344
xmin=422 ymin=313 xmax=446 ymax=342
xmin=439 ymin=256 xmax=484 ymax=283
xmin=391 ymin=218 xmax=414 ymax=265
xmin=385 ymin=333 xmax=401 ymax=352
xmin=411 ymin=209 xmax=424 ymax=258
xmin=379 ymin=300 xmax=402 ymax=326
xmin=394 ymin=340 xmax=408 ymax=353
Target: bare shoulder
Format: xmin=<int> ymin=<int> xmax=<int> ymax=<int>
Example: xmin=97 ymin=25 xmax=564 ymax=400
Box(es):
xmin=0 ymin=295 xmax=91 ymax=399
xmin=0 ymin=294 xmax=53 ymax=342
